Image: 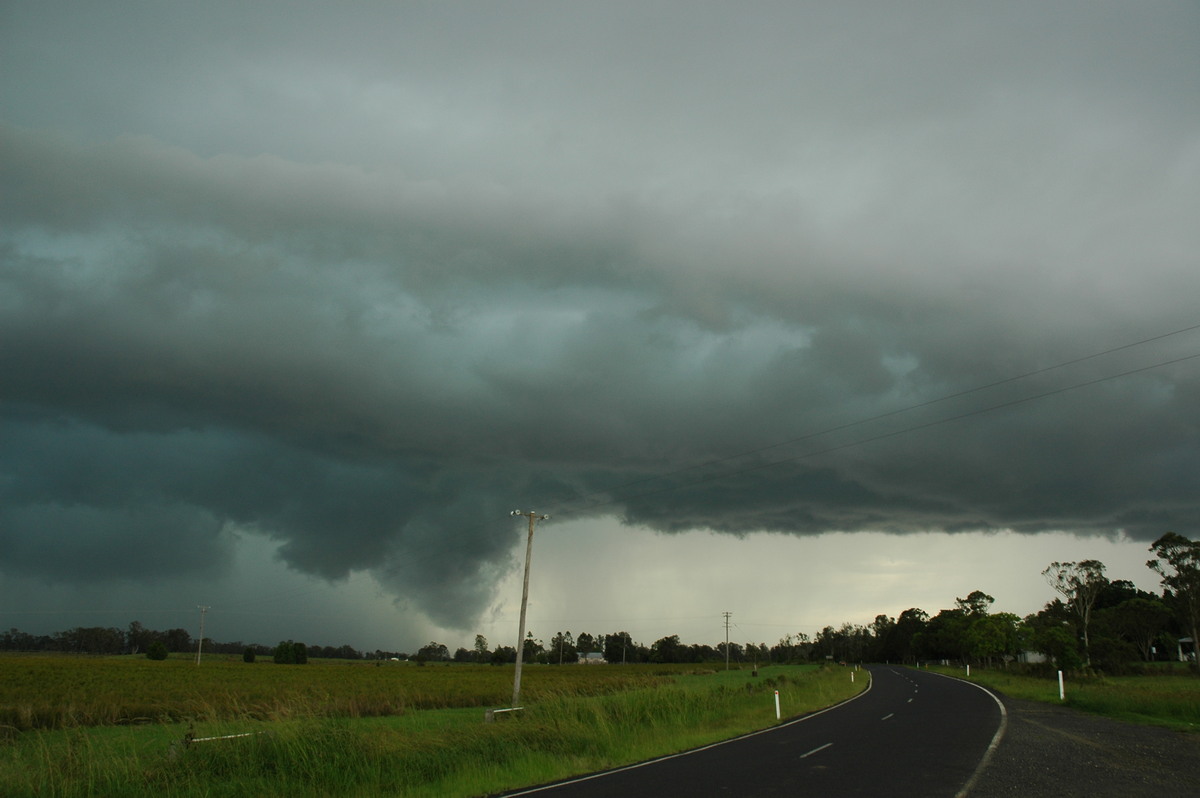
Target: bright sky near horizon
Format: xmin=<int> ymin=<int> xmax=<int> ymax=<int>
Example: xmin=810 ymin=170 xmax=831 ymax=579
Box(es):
xmin=2 ymin=2 xmax=1198 ymax=654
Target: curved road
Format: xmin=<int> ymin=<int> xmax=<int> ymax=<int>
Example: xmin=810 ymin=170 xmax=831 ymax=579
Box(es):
xmin=502 ymin=665 xmax=1005 ymax=797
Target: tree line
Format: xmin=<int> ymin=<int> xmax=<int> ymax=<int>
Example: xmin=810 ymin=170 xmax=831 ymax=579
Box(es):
xmin=430 ymin=532 xmax=1199 ymax=673
xmin=0 ymin=622 xmax=402 ymax=662
xmin=6 ymin=532 xmax=1196 ymax=672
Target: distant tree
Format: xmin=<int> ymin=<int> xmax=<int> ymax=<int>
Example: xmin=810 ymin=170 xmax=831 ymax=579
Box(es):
xmin=521 ymin=634 xmax=543 ymax=664
xmin=416 ymin=641 xmax=450 ymax=663
xmin=1094 ymin=579 xmax=1159 ymax=611
xmin=1030 ymin=621 xmax=1085 ymax=671
xmin=146 ymin=641 xmax=168 ymax=661
xmin=576 ymin=632 xmax=596 ymax=654
xmin=293 ymin=642 xmax=309 ymax=664
xmin=1099 ymin=597 xmax=1172 ymax=662
xmin=966 ymin=612 xmax=1021 ymax=668
xmin=127 ymin=621 xmax=153 ymax=655
xmin=163 ymin=628 xmax=193 ymax=652
xmin=1042 ymin=560 xmax=1108 ymax=665
xmin=56 ymin=626 xmax=125 ymax=655
xmin=274 ymin=640 xmax=297 ymax=664
xmin=891 ymin=608 xmax=929 ymax=664
xmin=956 ymin=590 xmax=995 ymax=616
xmin=603 ymin=631 xmax=634 ymax=664
xmin=651 ymin=634 xmax=685 ymax=663
xmin=243 ymin=647 xmax=256 ymax=663
xmin=717 ymin=641 xmax=743 ymax=664
xmin=771 ymin=632 xmax=811 ymax=663
xmin=473 ymin=634 xmax=489 ymax=662
xmin=1148 ymin=532 xmax=1200 ymax=668
xmin=1023 ymin=598 xmax=1084 ymax=669
xmin=916 ymin=610 xmax=969 ymax=662
xmin=2 ymin=628 xmax=38 ymax=651
xmin=550 ymin=631 xmax=577 ymax=664
xmin=491 ymin=645 xmax=516 ymax=664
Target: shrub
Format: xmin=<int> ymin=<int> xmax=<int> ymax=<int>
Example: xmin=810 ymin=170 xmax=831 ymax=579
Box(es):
xmin=243 ymin=647 xmax=256 ymax=663
xmin=146 ymin=641 xmax=168 ymax=661
xmin=273 ymin=640 xmax=309 ymax=664
xmin=274 ymin=640 xmax=296 ymax=664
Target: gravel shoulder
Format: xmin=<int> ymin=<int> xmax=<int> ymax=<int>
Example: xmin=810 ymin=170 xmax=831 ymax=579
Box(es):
xmin=968 ymin=693 xmax=1200 ymax=797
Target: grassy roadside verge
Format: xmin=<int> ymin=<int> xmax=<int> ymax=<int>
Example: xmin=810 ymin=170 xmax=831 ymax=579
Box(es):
xmin=1 ymin=664 xmax=864 ymax=797
xmin=925 ymin=664 xmax=1200 ymax=732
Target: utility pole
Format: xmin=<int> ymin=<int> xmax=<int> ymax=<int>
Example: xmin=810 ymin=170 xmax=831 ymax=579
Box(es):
xmin=510 ymin=510 xmax=549 ymax=708
xmin=723 ymin=611 xmax=732 ymax=671
xmin=195 ymin=605 xmax=209 ymax=665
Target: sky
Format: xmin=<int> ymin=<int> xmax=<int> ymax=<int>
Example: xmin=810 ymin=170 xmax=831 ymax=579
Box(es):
xmin=2 ymin=1 xmax=1198 ymax=655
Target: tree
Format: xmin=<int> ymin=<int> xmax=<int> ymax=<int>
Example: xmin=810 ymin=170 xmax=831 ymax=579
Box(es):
xmin=473 ymin=634 xmax=489 ymax=662
xmin=869 ymin=615 xmax=896 ymax=661
xmin=717 ymin=641 xmax=744 ymax=664
xmin=274 ymin=640 xmax=296 ymax=664
xmin=550 ymin=631 xmax=577 ymax=664
xmin=146 ymin=641 xmax=168 ymax=661
xmin=891 ymin=608 xmax=929 ymax=664
xmin=272 ymin=639 xmax=308 ymax=664
xmin=1100 ymin=598 xmax=1171 ymax=662
xmin=771 ymin=633 xmax=811 ymax=663
xmin=650 ymin=634 xmax=685 ymax=663
xmin=965 ymin=612 xmax=1021 ymax=668
xmin=1042 ymin=560 xmax=1108 ymax=665
xmin=521 ymin=633 xmax=544 ymax=664
xmin=243 ymin=647 xmax=256 ymax=663
xmin=603 ymin=631 xmax=634 ymax=664
xmin=916 ymin=610 xmax=969 ymax=662
xmin=1148 ymin=532 xmax=1200 ymax=667
xmin=1028 ymin=620 xmax=1085 ymax=671
xmin=163 ymin=628 xmax=193 ymax=652
xmin=416 ymin=642 xmax=450 ymax=663
xmin=956 ymin=590 xmax=995 ymax=616
xmin=127 ymin=621 xmax=154 ymax=655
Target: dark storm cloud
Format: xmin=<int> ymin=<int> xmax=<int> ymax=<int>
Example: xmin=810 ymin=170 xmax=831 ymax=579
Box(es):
xmin=2 ymin=2 xmax=1199 ymax=630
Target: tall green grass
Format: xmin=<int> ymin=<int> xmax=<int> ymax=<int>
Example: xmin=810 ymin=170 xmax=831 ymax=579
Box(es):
xmin=928 ymin=664 xmax=1200 ymax=732
xmin=0 ymin=656 xmax=667 ymax=730
xmin=0 ymin=664 xmax=863 ymax=797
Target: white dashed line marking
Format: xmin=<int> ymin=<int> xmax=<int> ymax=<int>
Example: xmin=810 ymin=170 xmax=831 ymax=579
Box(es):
xmin=801 ymin=743 xmax=833 ymax=759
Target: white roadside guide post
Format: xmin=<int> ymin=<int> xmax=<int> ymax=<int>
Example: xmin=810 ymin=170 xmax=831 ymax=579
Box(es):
xmin=510 ymin=510 xmax=549 ymax=710
xmin=1059 ymin=670 xmax=1066 ymax=701
xmin=774 ymin=690 xmax=781 ymax=720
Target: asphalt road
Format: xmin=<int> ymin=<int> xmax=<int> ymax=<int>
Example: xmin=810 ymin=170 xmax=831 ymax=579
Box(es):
xmin=500 ymin=665 xmax=1005 ymax=797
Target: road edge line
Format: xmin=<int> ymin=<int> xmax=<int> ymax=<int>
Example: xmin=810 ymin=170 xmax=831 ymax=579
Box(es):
xmin=499 ymin=670 xmax=874 ymax=796
xmin=922 ymin=669 xmax=1008 ymax=798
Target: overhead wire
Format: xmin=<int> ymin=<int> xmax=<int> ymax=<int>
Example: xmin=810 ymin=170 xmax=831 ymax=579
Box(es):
xmin=546 ymin=320 xmax=1200 ymax=518
xmin=561 ymin=348 xmax=1200 ymax=514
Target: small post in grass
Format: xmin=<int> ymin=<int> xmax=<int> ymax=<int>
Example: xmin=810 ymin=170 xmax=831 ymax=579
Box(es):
xmin=774 ymin=690 xmax=781 ymax=720
xmin=1058 ymin=670 xmax=1065 ymax=701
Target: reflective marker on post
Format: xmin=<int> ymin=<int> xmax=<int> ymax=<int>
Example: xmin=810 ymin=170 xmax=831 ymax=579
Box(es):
xmin=774 ymin=689 xmax=780 ymax=720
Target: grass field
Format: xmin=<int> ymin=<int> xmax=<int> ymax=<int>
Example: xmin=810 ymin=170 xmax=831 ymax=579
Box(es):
xmin=927 ymin=663 xmax=1200 ymax=732
xmin=0 ymin=656 xmax=865 ymax=797
xmin=0 ymin=654 xmax=669 ymax=731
